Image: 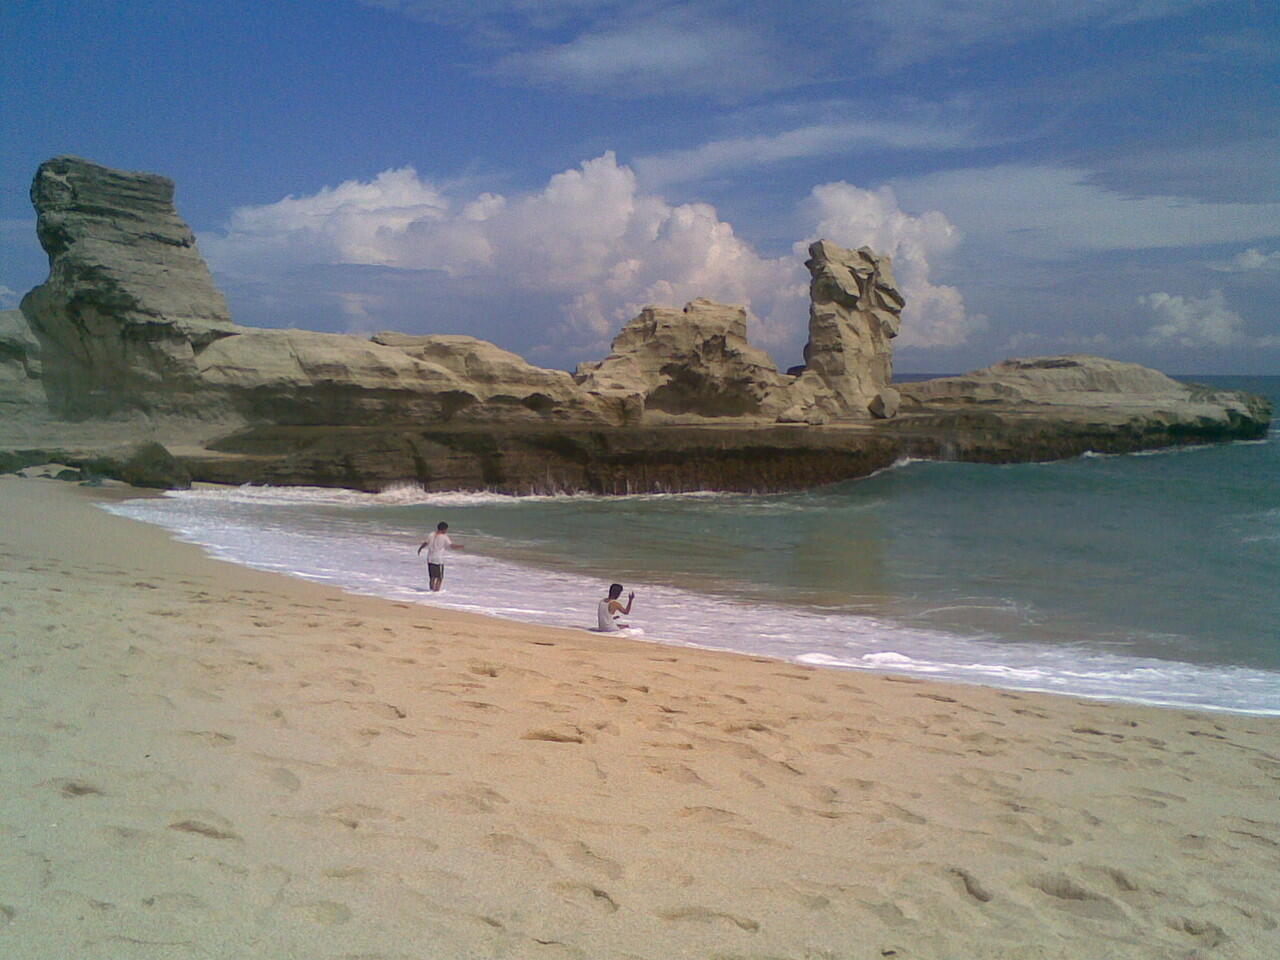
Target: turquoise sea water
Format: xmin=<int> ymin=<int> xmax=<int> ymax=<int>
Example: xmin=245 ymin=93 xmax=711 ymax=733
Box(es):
xmin=105 ymin=375 xmax=1279 ymax=714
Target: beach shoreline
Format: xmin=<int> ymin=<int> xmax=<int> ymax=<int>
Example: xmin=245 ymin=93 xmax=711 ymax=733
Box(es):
xmin=102 ymin=470 xmax=1280 ymax=717
xmin=3 ymin=474 xmax=1278 ymax=958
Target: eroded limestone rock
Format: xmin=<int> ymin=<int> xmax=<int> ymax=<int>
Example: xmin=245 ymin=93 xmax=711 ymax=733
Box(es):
xmin=3 ymin=156 xmax=1269 ymax=485
xmin=13 ymin=156 xmax=614 ymax=431
xmin=575 ymin=299 xmax=795 ymax=421
xmin=798 ymin=239 xmax=902 ymax=419
xmin=899 ymin=355 xmax=1272 ymax=435
xmin=20 ymin=156 xmax=236 ymax=420
xmin=371 ymin=332 xmax=611 ymax=422
xmin=902 ymin=356 xmax=1200 ymax=405
xmin=0 ymin=309 xmax=44 ymax=415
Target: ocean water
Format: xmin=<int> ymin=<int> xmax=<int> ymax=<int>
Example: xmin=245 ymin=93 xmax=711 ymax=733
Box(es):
xmin=103 ymin=375 xmax=1280 ymax=714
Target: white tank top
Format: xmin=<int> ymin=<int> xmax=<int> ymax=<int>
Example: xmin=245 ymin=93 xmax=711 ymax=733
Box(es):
xmin=598 ymin=598 xmax=618 ymax=631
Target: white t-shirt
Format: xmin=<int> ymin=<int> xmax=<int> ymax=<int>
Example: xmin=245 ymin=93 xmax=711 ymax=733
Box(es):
xmin=424 ymin=532 xmax=453 ymax=564
xmin=598 ymin=598 xmax=619 ymax=631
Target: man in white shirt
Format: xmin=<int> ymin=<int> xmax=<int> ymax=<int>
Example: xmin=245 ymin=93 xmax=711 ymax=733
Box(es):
xmin=417 ymin=521 xmax=463 ymax=592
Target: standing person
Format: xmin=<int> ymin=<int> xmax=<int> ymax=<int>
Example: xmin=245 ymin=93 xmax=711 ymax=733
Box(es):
xmin=417 ymin=521 xmax=462 ymax=592
xmin=597 ymin=583 xmax=635 ymax=631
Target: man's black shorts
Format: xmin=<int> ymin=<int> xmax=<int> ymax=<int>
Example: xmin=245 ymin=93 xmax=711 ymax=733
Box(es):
xmin=428 ymin=563 xmax=444 ymax=580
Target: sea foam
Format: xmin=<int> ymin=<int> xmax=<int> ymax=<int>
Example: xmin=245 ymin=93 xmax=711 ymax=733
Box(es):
xmin=103 ymin=486 xmax=1280 ymax=715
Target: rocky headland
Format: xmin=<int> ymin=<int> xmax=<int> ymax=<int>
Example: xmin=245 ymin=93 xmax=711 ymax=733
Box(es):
xmin=0 ymin=156 xmax=1270 ymax=491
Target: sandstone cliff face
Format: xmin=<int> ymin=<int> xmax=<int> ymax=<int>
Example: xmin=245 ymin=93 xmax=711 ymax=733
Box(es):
xmin=19 ymin=156 xmax=236 ymax=420
xmin=0 ymin=309 xmax=45 ymax=417
xmin=369 ymin=332 xmax=611 ymax=423
xmin=12 ymin=156 xmax=613 ymax=433
xmin=9 ymin=157 xmax=905 ymax=436
xmin=2 ymin=156 xmax=1270 ymax=492
xmin=899 ymin=355 xmax=1272 ymax=447
xmin=574 ymin=299 xmax=797 ymax=422
xmin=796 ymin=240 xmax=902 ymax=419
xmin=900 ymin=356 xmax=1191 ymax=405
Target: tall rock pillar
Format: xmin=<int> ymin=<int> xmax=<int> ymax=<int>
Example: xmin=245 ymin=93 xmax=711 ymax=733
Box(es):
xmin=19 ymin=155 xmax=235 ymax=420
xmin=801 ymin=239 xmax=902 ymax=418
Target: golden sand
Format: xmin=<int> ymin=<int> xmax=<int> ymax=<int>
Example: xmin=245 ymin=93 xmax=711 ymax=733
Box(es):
xmin=1 ymin=475 xmax=1277 ymax=959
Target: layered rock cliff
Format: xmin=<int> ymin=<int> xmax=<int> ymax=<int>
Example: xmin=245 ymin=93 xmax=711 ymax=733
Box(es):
xmin=4 ymin=158 xmax=909 ymax=437
xmin=899 ymin=356 xmax=1270 ymax=441
xmin=1 ymin=155 xmax=1270 ymax=492
xmin=19 ymin=156 xmax=236 ymax=421
xmin=10 ymin=156 xmax=621 ymax=434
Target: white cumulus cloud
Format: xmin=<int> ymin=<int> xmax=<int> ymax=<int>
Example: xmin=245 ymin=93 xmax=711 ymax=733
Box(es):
xmin=203 ymin=154 xmax=977 ymax=363
xmin=1208 ymin=248 xmax=1280 ymax=273
xmin=205 ymin=167 xmax=450 ymax=276
xmin=206 ymin=154 xmax=806 ymax=353
xmin=1141 ymin=290 xmax=1246 ymax=347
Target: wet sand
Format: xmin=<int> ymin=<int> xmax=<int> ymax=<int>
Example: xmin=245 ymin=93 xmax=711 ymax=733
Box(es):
xmin=2 ymin=475 xmax=1278 ymax=959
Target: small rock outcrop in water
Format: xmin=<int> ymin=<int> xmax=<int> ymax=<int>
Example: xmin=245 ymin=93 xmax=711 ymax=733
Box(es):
xmin=902 ymin=356 xmax=1194 ymax=404
xmin=899 ymin=356 xmax=1270 ymax=430
xmin=0 ymin=155 xmax=1270 ymax=492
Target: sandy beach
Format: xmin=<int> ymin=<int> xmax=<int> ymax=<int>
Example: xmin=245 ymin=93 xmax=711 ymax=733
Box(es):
xmin=2 ymin=475 xmax=1278 ymax=960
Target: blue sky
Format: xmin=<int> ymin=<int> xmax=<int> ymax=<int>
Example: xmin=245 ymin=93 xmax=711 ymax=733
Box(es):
xmin=2 ymin=0 xmax=1277 ymax=373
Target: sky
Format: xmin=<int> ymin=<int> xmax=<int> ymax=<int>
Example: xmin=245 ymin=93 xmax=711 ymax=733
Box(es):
xmin=1 ymin=0 xmax=1277 ymax=374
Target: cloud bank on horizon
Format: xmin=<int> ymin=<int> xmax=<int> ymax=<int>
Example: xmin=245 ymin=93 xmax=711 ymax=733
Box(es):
xmin=201 ymin=153 xmax=974 ymax=360
xmin=1 ymin=0 xmax=1277 ymax=372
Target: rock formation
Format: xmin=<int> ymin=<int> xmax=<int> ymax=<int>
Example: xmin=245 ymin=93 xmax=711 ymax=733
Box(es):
xmin=574 ymin=299 xmax=797 ymax=422
xmin=0 ymin=155 xmax=1270 ymax=492
xmin=0 ymin=308 xmax=44 ymax=416
xmin=791 ymin=240 xmax=903 ymax=420
xmin=899 ymin=355 xmax=1271 ymax=433
xmin=10 ymin=156 xmax=617 ymax=434
xmin=370 ymin=332 xmax=613 ymax=423
xmin=7 ymin=157 xmax=909 ymax=438
xmin=19 ymin=156 xmax=236 ymax=421
xmin=901 ymin=356 xmax=1197 ymax=405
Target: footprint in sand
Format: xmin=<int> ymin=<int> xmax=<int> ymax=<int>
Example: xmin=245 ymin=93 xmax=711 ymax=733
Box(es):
xmin=554 ymin=882 xmax=619 ymax=914
xmin=948 ymin=866 xmax=994 ymax=903
xmin=1167 ymin=916 xmax=1230 ymax=948
xmin=179 ymin=730 xmax=237 ymax=747
xmin=141 ymin=892 xmax=207 ymax=912
xmin=522 ymin=727 xmax=586 ymax=744
xmin=658 ymin=905 xmax=759 ymax=932
xmin=678 ymin=806 xmax=742 ymax=825
xmin=322 ymin=866 xmax=367 ymax=879
xmin=266 ymin=767 xmax=302 ymax=792
xmin=49 ymin=777 xmax=104 ymax=797
xmin=646 ymin=761 xmax=707 ymax=786
xmin=322 ymin=803 xmax=405 ymax=830
xmin=169 ymin=819 xmax=241 ymax=841
xmin=484 ymin=832 xmax=555 ymax=870
xmin=1027 ymin=873 xmax=1125 ymax=920
xmin=564 ymin=841 xmax=624 ymax=880
xmin=292 ymin=900 xmax=352 ymax=925
xmin=432 ymin=784 xmax=510 ymax=814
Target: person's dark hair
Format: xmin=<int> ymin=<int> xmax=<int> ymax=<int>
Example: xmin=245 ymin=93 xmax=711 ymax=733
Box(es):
xmin=608 ymin=583 xmax=623 ymax=599
xmin=437 ymin=521 xmax=449 ymax=531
